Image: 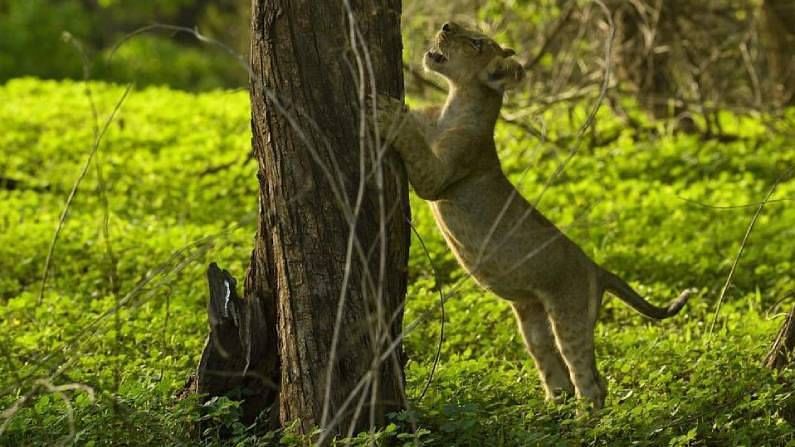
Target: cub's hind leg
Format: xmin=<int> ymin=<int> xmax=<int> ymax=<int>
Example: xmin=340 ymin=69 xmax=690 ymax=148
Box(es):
xmin=545 ymin=289 xmax=606 ymax=410
xmin=512 ymin=299 xmax=574 ymax=401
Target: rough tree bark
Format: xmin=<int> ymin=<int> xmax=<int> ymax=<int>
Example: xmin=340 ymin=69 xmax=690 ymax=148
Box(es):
xmin=761 ymin=0 xmax=795 ymax=106
xmin=193 ymin=0 xmax=409 ymax=438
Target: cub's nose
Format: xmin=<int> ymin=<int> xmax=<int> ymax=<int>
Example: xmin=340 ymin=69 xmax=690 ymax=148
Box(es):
xmin=441 ymin=22 xmax=454 ymax=33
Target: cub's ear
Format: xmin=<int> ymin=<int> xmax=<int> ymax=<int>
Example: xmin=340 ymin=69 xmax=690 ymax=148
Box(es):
xmin=479 ymin=56 xmax=525 ymax=92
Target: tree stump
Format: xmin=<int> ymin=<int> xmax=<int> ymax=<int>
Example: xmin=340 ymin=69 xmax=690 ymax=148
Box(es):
xmin=764 ymin=306 xmax=795 ymax=425
xmin=192 ymin=262 xmax=279 ymax=427
xmin=764 ymin=306 xmax=795 ymax=370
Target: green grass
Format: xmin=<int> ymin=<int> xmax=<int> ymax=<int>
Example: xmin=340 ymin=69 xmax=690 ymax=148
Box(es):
xmin=1 ymin=78 xmax=794 ymax=446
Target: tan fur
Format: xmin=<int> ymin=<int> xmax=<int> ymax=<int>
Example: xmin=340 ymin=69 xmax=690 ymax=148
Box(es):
xmin=375 ymin=22 xmax=693 ymax=409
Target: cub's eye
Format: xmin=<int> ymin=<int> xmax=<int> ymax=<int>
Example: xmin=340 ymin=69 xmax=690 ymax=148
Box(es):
xmin=469 ymin=38 xmax=484 ymax=51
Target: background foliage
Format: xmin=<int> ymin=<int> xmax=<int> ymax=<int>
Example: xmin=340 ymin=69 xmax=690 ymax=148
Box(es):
xmin=0 ymin=0 xmax=248 ymax=90
xmin=4 ymin=0 xmax=794 ymax=108
xmin=1 ymin=0 xmax=795 ymax=445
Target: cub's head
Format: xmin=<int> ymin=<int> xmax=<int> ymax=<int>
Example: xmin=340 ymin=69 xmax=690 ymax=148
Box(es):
xmin=424 ymin=22 xmax=525 ymax=93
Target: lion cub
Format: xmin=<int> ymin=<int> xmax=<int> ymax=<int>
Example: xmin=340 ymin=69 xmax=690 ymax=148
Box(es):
xmin=375 ymin=22 xmax=693 ymax=409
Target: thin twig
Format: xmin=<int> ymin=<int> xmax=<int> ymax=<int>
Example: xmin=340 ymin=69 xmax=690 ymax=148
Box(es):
xmin=108 ymin=23 xmax=252 ymax=79
xmin=523 ymin=2 xmax=577 ymax=71
xmin=66 ymin=31 xmax=124 ymax=430
xmin=676 ymin=195 xmax=794 ymax=210
xmin=708 ymin=169 xmax=792 ymax=335
xmin=530 ymin=0 xmax=615 ymax=210
xmin=37 ymin=85 xmax=132 ymax=305
xmin=408 ymin=220 xmax=445 ymax=404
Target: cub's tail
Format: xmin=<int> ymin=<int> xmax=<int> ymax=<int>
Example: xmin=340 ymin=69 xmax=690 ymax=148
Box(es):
xmin=601 ymin=269 xmax=694 ymax=320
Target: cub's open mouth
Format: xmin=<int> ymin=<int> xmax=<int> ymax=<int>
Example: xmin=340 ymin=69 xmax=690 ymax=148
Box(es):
xmin=427 ymin=51 xmax=447 ymax=64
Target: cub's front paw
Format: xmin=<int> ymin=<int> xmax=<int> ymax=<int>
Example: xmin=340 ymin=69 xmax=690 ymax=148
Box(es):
xmin=365 ymin=94 xmax=408 ymax=135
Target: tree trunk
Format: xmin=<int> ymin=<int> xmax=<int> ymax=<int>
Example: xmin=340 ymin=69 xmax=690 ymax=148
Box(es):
xmin=192 ymin=0 xmax=407 ymax=436
xmin=244 ymin=0 xmax=408 ymax=437
xmin=761 ymin=0 xmax=795 ymax=106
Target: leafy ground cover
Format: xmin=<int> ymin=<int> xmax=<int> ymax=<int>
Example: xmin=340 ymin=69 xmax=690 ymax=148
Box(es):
xmin=1 ymin=78 xmax=794 ymax=445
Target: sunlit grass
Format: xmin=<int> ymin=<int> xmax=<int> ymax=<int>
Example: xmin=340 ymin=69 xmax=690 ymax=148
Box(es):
xmin=0 ymin=79 xmax=793 ymax=445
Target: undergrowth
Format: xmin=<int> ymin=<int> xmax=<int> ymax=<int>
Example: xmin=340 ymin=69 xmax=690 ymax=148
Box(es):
xmin=0 ymin=78 xmax=794 ymax=445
